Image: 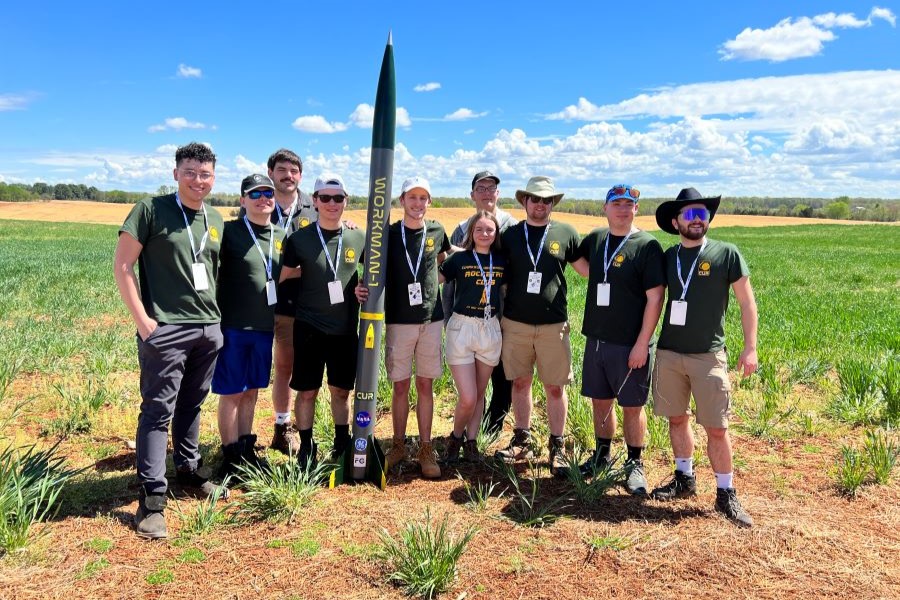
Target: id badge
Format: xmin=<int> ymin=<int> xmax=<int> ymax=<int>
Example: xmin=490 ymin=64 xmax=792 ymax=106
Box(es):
xmin=526 ymin=271 xmax=542 ymax=294
xmin=597 ymin=283 xmax=611 ymax=306
xmin=328 ymin=280 xmax=344 ymax=304
xmin=670 ymin=300 xmax=688 ymax=326
xmin=407 ymin=282 xmax=423 ymax=306
xmin=265 ymin=280 xmax=277 ymax=306
xmin=192 ymin=262 xmax=209 ymax=291
xmin=484 ymin=305 xmax=492 ymax=320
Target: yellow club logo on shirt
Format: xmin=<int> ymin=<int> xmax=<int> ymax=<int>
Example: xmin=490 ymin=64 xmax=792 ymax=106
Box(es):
xmin=613 ymin=254 xmax=625 ymax=267
xmin=299 ymin=217 xmax=310 ymax=228
xmin=275 ymin=239 xmax=283 ymax=253
xmin=345 ymin=248 xmax=356 ymax=263
xmin=425 ymin=237 xmax=435 ymax=251
xmin=698 ymin=261 xmax=711 ymax=276
xmin=209 ymin=226 xmax=220 ymax=242
xmin=548 ymin=241 xmax=561 ymax=255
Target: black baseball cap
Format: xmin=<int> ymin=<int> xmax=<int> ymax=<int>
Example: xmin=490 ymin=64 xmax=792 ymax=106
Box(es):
xmin=240 ymin=173 xmax=275 ymax=196
xmin=471 ymin=170 xmax=500 ymax=190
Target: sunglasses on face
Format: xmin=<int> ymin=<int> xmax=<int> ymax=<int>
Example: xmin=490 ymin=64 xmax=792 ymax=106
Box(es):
xmin=247 ymin=189 xmax=274 ymax=200
xmin=606 ymin=185 xmax=640 ymax=201
xmin=316 ymin=194 xmax=346 ymax=203
xmin=680 ymin=207 xmax=710 ymax=221
xmin=526 ymin=195 xmax=554 ymax=205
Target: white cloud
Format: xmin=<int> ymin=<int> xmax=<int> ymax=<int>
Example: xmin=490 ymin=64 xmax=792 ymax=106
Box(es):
xmin=397 ymin=107 xmax=412 ymax=128
xmin=444 ymin=108 xmax=488 ymax=121
xmin=346 ymin=104 xmax=412 ymax=128
xmin=234 ymin=154 xmax=267 ymax=176
xmin=154 ymin=144 xmax=178 ymax=154
xmin=177 ymin=63 xmax=202 ymax=78
xmin=720 ymin=7 xmax=896 ymax=62
xmin=0 ymin=93 xmax=33 ymax=111
xmin=291 ymin=115 xmax=348 ymax=133
xmin=414 ymin=82 xmax=441 ymax=92
xmin=148 ymin=117 xmax=208 ymax=132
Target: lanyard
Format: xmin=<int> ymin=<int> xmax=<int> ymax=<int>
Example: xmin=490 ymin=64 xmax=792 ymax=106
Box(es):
xmin=524 ymin=223 xmax=551 ymax=270
xmin=175 ymin=193 xmax=210 ymax=261
xmin=243 ymin=216 xmax=274 ymax=281
xmin=473 ymin=250 xmax=493 ymax=318
xmin=602 ymin=231 xmax=633 ymax=283
xmin=315 ymin=222 xmax=343 ymax=281
xmin=401 ymin=222 xmax=427 ymax=282
xmin=675 ymin=239 xmax=708 ymax=301
xmin=275 ymin=199 xmax=297 ymax=236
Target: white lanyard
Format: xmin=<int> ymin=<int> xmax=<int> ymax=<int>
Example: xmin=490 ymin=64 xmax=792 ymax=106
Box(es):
xmin=275 ymin=199 xmax=297 ymax=236
xmin=675 ymin=239 xmax=708 ymax=301
xmin=243 ymin=216 xmax=274 ymax=281
xmin=524 ymin=223 xmax=551 ymax=269
xmin=175 ymin=193 xmax=210 ymax=261
xmin=315 ymin=222 xmax=343 ymax=280
xmin=602 ymin=231 xmax=633 ymax=283
xmin=401 ymin=222 xmax=427 ymax=283
xmin=473 ymin=250 xmax=493 ymax=319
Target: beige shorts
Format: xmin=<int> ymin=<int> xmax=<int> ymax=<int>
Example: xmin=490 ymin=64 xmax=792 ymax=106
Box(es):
xmin=446 ymin=314 xmax=502 ymax=367
xmin=274 ymin=314 xmax=294 ymax=347
xmin=500 ymin=318 xmax=573 ymax=386
xmin=652 ymin=348 xmax=732 ymax=428
xmin=384 ymin=321 xmax=444 ymax=381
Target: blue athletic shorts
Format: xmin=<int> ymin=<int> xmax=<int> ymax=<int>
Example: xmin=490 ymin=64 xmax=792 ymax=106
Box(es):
xmin=211 ymin=328 xmax=275 ymax=395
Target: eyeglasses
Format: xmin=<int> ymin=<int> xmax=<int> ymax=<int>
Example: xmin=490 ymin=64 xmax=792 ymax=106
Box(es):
xmin=606 ymin=185 xmax=640 ymax=201
xmin=316 ymin=194 xmax=346 ymax=203
xmin=525 ymin=195 xmax=554 ymax=205
xmin=180 ymin=169 xmax=214 ymax=182
xmin=474 ymin=185 xmax=498 ymax=194
xmin=680 ymin=207 xmax=710 ymax=221
xmin=247 ymin=189 xmax=274 ymax=200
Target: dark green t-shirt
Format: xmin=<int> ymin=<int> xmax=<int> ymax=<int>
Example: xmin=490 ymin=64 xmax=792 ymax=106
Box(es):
xmin=440 ymin=251 xmax=506 ymax=318
xmin=578 ymin=229 xmax=666 ymax=345
xmin=119 ymin=194 xmax=224 ymax=324
xmin=385 ymin=220 xmax=450 ymax=324
xmin=282 ymin=224 xmax=365 ymax=335
xmin=658 ymin=238 xmax=750 ymax=353
xmin=501 ymin=220 xmax=581 ymax=324
xmin=217 ymin=219 xmax=284 ymax=331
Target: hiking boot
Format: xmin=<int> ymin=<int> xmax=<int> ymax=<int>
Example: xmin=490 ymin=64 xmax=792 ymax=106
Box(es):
xmin=270 ymin=422 xmax=301 ymax=455
xmin=297 ymin=441 xmax=318 ymax=471
xmin=444 ymin=433 xmax=463 ymax=465
xmin=176 ymin=465 xmax=229 ymax=499
xmin=715 ymin=488 xmax=754 ymax=528
xmin=462 ymin=440 xmax=481 ymax=463
xmin=578 ymin=447 xmax=611 ymax=477
xmin=217 ymin=441 xmax=244 ymax=482
xmin=548 ymin=436 xmax=569 ymax=479
xmin=650 ymin=470 xmax=697 ymax=501
xmin=417 ymin=441 xmax=441 ymax=479
xmin=385 ymin=438 xmax=407 ymax=470
xmin=239 ymin=434 xmax=270 ymax=473
xmin=624 ymin=458 xmax=648 ymax=496
xmin=330 ymin=434 xmax=352 ymax=461
xmin=494 ymin=428 xmax=534 ymax=463
xmin=134 ymin=492 xmax=167 ymax=539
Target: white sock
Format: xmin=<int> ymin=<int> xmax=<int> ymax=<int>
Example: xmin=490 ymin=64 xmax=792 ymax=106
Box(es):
xmin=675 ymin=457 xmax=693 ymax=476
xmin=715 ymin=472 xmax=733 ymax=489
xmin=275 ymin=412 xmax=290 ymax=425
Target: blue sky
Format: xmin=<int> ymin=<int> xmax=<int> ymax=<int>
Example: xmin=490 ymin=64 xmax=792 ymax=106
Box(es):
xmin=2 ymin=1 xmax=898 ymax=199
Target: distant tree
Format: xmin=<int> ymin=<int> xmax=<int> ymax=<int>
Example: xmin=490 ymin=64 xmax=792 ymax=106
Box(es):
xmin=156 ymin=185 xmax=175 ymax=196
xmin=792 ymin=204 xmax=811 ymax=218
xmin=825 ymin=201 xmax=850 ymax=220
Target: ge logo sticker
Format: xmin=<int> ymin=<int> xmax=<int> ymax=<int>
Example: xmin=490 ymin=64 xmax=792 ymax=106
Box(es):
xmin=355 ymin=411 xmax=371 ymax=427
xmin=355 ymin=438 xmax=368 ymax=451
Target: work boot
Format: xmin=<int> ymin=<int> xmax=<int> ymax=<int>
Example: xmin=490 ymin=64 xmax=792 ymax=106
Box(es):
xmin=330 ymin=433 xmax=352 ymax=461
xmin=494 ymin=428 xmax=534 ymax=463
xmin=217 ymin=440 xmax=244 ymax=482
xmin=650 ymin=470 xmax=697 ymax=501
xmin=548 ymin=435 xmax=569 ymax=479
xmin=297 ymin=440 xmax=318 ymax=472
xmin=578 ymin=447 xmax=611 ymax=477
xmin=417 ymin=441 xmax=441 ymax=479
xmin=270 ymin=422 xmax=301 ymax=456
xmin=623 ymin=458 xmax=648 ymax=496
xmin=444 ymin=433 xmax=463 ymax=465
xmin=176 ymin=464 xmax=229 ymax=499
xmin=239 ymin=433 xmax=270 ymax=473
xmin=134 ymin=491 xmax=167 ymax=539
xmin=462 ymin=440 xmax=481 ymax=463
xmin=715 ymin=488 xmax=754 ymax=528
xmin=385 ymin=438 xmax=408 ymax=470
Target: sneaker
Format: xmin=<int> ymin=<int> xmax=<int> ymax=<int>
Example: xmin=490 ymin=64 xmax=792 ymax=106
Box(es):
xmin=297 ymin=441 xmax=318 ymax=471
xmin=134 ymin=492 xmax=167 ymax=539
xmin=417 ymin=441 xmax=441 ymax=479
xmin=270 ymin=422 xmax=301 ymax=455
xmin=494 ymin=428 xmax=534 ymax=463
xmin=385 ymin=438 xmax=407 ymax=470
xmin=239 ymin=434 xmax=270 ymax=474
xmin=217 ymin=441 xmax=243 ymax=481
xmin=578 ymin=447 xmax=611 ymax=477
xmin=650 ymin=470 xmax=697 ymax=501
xmin=462 ymin=440 xmax=481 ymax=463
xmin=444 ymin=433 xmax=463 ymax=465
xmin=715 ymin=488 xmax=754 ymax=528
xmin=176 ymin=466 xmax=229 ymax=499
xmin=548 ymin=436 xmax=569 ymax=479
xmin=623 ymin=458 xmax=648 ymax=496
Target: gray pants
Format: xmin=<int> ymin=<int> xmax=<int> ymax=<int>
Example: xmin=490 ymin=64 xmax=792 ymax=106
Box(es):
xmin=135 ymin=323 xmax=223 ymax=495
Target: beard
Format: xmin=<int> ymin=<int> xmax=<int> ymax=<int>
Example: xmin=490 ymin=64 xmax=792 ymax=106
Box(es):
xmin=678 ymin=220 xmax=708 ymax=240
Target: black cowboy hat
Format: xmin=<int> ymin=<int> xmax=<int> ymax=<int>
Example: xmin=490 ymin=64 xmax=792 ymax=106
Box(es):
xmin=655 ymin=187 xmax=721 ymax=235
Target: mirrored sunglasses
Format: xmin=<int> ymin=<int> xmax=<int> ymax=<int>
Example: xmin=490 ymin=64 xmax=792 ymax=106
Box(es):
xmin=680 ymin=207 xmax=710 ymax=221
xmin=247 ymin=189 xmax=274 ymax=200
xmin=606 ymin=185 xmax=640 ymax=201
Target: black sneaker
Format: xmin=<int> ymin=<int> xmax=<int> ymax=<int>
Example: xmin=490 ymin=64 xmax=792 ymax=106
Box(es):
xmin=548 ymin=436 xmax=569 ymax=479
xmin=217 ymin=441 xmax=243 ymax=481
xmin=578 ymin=447 xmax=611 ymax=477
xmin=623 ymin=459 xmax=648 ymax=496
xmin=297 ymin=441 xmax=318 ymax=471
xmin=270 ymin=422 xmax=301 ymax=455
xmin=176 ymin=466 xmax=229 ymax=499
xmin=134 ymin=492 xmax=167 ymax=539
xmin=239 ymin=434 xmax=270 ymax=473
xmin=494 ymin=428 xmax=534 ymax=463
xmin=715 ymin=488 xmax=754 ymax=528
xmin=443 ymin=433 xmax=463 ymax=465
xmin=650 ymin=470 xmax=697 ymax=501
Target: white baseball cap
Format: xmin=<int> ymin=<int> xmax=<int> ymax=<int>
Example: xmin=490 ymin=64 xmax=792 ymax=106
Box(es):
xmin=313 ymin=173 xmax=349 ymax=195
xmin=400 ymin=176 xmax=431 ymax=196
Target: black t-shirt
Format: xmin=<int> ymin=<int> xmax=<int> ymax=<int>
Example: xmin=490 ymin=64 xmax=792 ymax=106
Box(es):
xmin=384 ymin=220 xmax=450 ymax=324
xmin=440 ymin=250 xmax=506 ymax=318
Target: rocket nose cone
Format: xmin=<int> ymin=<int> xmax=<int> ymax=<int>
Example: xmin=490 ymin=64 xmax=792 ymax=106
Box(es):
xmin=387 ymin=31 xmax=392 ymax=45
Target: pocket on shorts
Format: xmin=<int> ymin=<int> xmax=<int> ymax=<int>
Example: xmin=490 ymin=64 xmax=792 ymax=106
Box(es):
xmin=447 ymin=316 xmax=463 ymax=333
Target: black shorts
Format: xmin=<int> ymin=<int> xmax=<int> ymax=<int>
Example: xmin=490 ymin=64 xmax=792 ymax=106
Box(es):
xmin=290 ymin=320 xmax=358 ymax=392
xmin=580 ymin=338 xmax=651 ymax=407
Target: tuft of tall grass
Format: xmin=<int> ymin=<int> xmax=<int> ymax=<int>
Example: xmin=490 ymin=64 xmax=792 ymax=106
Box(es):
xmin=564 ymin=451 xmax=626 ymax=503
xmin=173 ymin=480 xmax=232 ymax=538
xmin=879 ymin=354 xmax=899 ymax=425
xmin=41 ymin=380 xmax=111 ymax=438
xmin=737 ymin=392 xmax=795 ymax=440
xmin=829 ymin=359 xmax=883 ymax=426
xmin=835 ymin=445 xmax=868 ymax=497
xmin=457 ymin=473 xmax=501 ymax=512
xmin=496 ymin=460 xmax=566 ymax=528
xmin=863 ymin=429 xmax=898 ymax=485
xmin=236 ymin=459 xmax=325 ymax=524
xmin=565 ymin=395 xmax=594 ymax=451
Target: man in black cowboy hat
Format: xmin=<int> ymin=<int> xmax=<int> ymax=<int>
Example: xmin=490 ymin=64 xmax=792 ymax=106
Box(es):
xmin=649 ymin=187 xmax=758 ymax=527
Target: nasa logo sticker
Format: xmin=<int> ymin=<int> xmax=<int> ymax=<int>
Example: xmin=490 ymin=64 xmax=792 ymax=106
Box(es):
xmin=355 ymin=438 xmax=368 ymax=451
xmin=355 ymin=411 xmax=371 ymax=427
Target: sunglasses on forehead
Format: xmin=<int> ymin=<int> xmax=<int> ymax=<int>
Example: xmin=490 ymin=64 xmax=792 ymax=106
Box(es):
xmin=680 ymin=207 xmax=710 ymax=221
xmin=316 ymin=193 xmax=346 ymax=203
xmin=525 ymin=195 xmax=554 ymax=205
xmin=606 ymin=186 xmax=640 ymax=201
xmin=247 ymin=189 xmax=274 ymax=200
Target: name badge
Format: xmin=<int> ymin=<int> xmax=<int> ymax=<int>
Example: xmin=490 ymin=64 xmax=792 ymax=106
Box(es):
xmin=192 ymin=262 xmax=209 ymax=291
xmin=266 ymin=280 xmax=277 ymax=306
xmin=670 ymin=300 xmax=688 ymax=326
xmin=328 ymin=280 xmax=344 ymax=304
xmin=597 ymin=283 xmax=611 ymax=307
xmin=407 ymin=282 xmax=423 ymax=306
xmin=526 ymin=271 xmax=542 ymax=294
